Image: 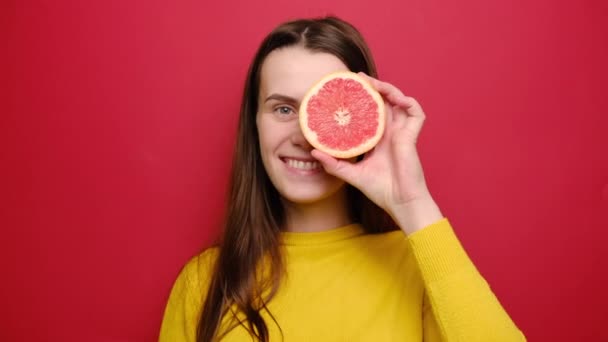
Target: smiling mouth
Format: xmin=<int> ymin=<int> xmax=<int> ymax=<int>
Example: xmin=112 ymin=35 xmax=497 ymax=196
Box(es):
xmin=283 ymin=158 xmax=321 ymax=171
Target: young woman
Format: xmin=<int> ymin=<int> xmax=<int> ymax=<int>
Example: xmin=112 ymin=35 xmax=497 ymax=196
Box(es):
xmin=159 ymin=16 xmax=526 ymax=341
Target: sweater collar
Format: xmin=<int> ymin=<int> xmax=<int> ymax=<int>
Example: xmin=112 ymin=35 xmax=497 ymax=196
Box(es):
xmin=280 ymin=223 xmax=365 ymax=246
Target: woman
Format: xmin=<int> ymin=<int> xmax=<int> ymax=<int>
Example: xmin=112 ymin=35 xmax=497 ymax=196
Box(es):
xmin=159 ymin=16 xmax=526 ymax=341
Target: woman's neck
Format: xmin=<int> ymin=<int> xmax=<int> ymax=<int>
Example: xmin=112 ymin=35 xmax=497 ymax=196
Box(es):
xmin=282 ymin=187 xmax=352 ymax=233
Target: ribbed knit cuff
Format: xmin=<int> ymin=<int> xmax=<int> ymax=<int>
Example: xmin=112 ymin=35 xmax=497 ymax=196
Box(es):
xmin=407 ymin=218 xmax=475 ymax=284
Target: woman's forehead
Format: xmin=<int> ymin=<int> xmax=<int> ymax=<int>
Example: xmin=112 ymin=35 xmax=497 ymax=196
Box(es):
xmin=259 ymin=46 xmax=349 ymax=101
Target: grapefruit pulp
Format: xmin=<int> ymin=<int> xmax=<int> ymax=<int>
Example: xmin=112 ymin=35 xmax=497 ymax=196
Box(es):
xmin=299 ymin=71 xmax=385 ymax=159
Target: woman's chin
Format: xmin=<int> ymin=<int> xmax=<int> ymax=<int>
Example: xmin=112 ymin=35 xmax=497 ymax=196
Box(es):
xmin=279 ymin=185 xmax=345 ymax=206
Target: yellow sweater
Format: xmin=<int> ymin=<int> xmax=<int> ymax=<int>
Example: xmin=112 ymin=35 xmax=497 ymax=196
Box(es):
xmin=159 ymin=218 xmax=526 ymax=341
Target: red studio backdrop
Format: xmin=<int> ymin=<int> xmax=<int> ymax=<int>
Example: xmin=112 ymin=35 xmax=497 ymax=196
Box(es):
xmin=3 ymin=0 xmax=607 ymax=341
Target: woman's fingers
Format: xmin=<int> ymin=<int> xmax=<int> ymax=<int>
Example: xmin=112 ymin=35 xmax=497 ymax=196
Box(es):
xmin=310 ymin=149 xmax=360 ymax=186
xmin=358 ymin=72 xmax=426 ymax=139
xmin=359 ymin=72 xmax=423 ymax=116
xmin=359 ymin=72 xmax=406 ymax=101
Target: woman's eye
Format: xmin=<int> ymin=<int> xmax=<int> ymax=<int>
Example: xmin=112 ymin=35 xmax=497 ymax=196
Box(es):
xmin=275 ymin=106 xmax=295 ymax=116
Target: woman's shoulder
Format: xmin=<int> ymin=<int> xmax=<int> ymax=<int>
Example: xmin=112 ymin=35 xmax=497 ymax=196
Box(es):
xmin=177 ymin=246 xmax=220 ymax=289
xmin=160 ymin=247 xmax=220 ymax=340
xmin=356 ymin=228 xmax=412 ymax=259
xmin=356 ymin=218 xmax=456 ymax=257
xmin=360 ymin=228 xmax=408 ymax=245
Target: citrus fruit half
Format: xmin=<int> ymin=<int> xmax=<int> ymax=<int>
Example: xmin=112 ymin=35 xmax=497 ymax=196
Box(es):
xmin=299 ymin=71 xmax=385 ymax=159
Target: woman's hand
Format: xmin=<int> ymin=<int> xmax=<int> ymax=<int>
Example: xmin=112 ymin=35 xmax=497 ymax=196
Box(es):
xmin=311 ymin=73 xmax=443 ymax=235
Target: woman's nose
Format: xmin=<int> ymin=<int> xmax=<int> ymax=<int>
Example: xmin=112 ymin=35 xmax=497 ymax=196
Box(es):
xmin=290 ymin=123 xmax=313 ymax=150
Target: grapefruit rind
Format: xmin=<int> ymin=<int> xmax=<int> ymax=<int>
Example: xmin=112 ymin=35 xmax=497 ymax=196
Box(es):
xmin=299 ymin=71 xmax=385 ymax=159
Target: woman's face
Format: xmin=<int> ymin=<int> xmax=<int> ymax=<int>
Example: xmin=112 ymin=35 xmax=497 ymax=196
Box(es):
xmin=256 ymin=46 xmax=350 ymax=204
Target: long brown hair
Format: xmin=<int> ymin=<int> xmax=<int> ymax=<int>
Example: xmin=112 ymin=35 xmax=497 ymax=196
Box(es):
xmin=197 ymin=16 xmax=396 ymax=341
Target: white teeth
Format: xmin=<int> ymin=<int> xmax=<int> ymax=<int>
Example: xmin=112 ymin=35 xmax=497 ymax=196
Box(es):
xmin=286 ymin=159 xmax=319 ymax=170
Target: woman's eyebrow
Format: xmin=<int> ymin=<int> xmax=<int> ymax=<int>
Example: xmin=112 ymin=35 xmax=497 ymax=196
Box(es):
xmin=264 ymin=93 xmax=300 ymax=105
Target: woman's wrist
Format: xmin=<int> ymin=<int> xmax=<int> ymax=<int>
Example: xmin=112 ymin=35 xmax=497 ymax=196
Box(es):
xmin=388 ymin=194 xmax=444 ymax=236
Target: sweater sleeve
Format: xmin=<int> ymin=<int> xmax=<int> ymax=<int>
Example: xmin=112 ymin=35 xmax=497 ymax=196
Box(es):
xmin=406 ymin=218 xmax=526 ymax=342
xmin=158 ymin=250 xmax=215 ymax=342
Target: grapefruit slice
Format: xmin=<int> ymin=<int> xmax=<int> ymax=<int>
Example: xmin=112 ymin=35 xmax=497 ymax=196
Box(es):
xmin=299 ymin=71 xmax=385 ymax=159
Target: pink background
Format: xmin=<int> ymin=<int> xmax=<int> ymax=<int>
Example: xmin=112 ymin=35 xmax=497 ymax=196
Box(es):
xmin=4 ymin=0 xmax=607 ymax=341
